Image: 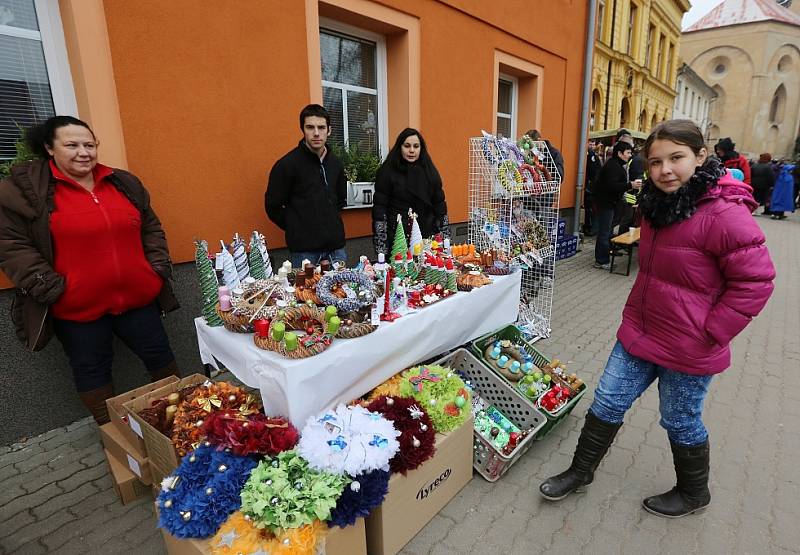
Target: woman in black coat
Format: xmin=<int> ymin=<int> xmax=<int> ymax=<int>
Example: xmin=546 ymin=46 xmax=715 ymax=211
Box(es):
xmin=750 ymin=153 xmax=775 ymax=215
xmin=372 ymin=128 xmax=449 ymax=256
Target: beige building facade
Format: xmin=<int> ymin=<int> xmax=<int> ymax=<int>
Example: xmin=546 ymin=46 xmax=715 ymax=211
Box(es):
xmin=681 ymin=0 xmax=800 ymax=159
xmin=590 ymin=0 xmax=690 ymax=134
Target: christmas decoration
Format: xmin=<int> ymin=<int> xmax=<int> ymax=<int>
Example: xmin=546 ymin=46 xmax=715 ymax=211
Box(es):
xmin=408 ymin=209 xmax=423 ymax=257
xmin=248 ymin=232 xmax=266 ymax=280
xmin=157 ymin=445 xmax=257 ymax=538
xmin=218 ymin=241 xmax=240 ymax=290
xmin=390 ymin=214 xmax=408 ymax=265
xmin=297 ymin=404 xmax=400 ymax=476
xmin=327 ymin=469 xmax=389 ymax=528
xmin=399 ymin=365 xmax=471 ymax=433
xmin=171 ymin=382 xmax=258 ymax=457
xmin=203 ymin=410 xmax=299 ymax=457
xmin=366 ymin=396 xmax=436 ymax=475
xmin=231 ymin=234 xmax=250 ymax=281
xmin=195 ymin=240 xmax=223 ymax=327
xmin=239 ymin=450 xmax=346 ymax=532
xmin=210 ymin=512 xmax=323 ymax=555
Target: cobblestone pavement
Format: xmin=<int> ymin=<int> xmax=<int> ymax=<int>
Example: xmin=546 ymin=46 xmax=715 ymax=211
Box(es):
xmin=1 ymin=213 xmax=797 ymax=555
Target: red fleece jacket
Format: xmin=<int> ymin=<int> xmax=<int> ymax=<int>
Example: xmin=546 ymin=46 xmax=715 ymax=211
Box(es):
xmin=49 ymin=161 xmax=163 ymax=322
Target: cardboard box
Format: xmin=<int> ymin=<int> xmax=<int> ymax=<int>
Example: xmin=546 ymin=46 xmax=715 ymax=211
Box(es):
xmin=124 ymin=374 xmax=209 ymax=478
xmin=100 ymin=422 xmax=153 ymax=485
xmin=106 ymin=376 xmax=180 ymax=457
xmin=106 ymin=448 xmax=151 ymax=505
xmin=366 ymin=418 xmax=474 ymax=555
xmin=159 ymin=515 xmax=366 ymax=555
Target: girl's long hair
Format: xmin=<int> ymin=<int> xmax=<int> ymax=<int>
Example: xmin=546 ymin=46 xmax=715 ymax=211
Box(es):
xmin=378 ymin=128 xmax=441 ymax=184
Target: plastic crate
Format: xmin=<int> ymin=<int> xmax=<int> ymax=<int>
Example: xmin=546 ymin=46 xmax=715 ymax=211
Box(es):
xmin=432 ymin=348 xmax=546 ymax=482
xmin=469 ymin=325 xmax=586 ymax=438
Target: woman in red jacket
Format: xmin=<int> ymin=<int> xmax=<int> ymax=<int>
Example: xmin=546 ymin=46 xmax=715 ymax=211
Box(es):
xmin=539 ymin=120 xmax=775 ymax=517
xmin=0 ymin=116 xmax=179 ymax=425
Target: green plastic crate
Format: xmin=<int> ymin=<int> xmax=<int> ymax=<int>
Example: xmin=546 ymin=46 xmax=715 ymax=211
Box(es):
xmin=470 ymin=325 xmax=587 ymax=438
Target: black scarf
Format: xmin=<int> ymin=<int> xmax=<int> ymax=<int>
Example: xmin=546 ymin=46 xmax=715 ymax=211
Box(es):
xmin=638 ymin=158 xmax=725 ymax=229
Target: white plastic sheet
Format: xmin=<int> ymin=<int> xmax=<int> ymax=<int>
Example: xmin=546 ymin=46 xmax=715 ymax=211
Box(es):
xmin=195 ymin=272 xmax=521 ymax=426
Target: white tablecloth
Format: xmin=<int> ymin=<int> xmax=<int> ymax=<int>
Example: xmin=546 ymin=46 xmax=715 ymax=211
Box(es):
xmin=195 ymin=272 xmax=521 ymax=426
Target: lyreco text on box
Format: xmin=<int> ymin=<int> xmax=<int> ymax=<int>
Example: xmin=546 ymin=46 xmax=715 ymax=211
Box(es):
xmin=366 ymin=418 xmax=474 ymax=555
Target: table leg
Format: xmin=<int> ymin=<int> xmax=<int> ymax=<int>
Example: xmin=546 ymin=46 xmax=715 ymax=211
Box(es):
xmin=609 ymin=245 xmax=616 ymax=273
xmin=626 ymin=245 xmax=633 ymax=276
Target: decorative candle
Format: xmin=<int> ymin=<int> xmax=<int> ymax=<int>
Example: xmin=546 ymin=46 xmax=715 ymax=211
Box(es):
xmin=218 ymin=286 xmax=230 ymax=299
xmin=469 ymin=244 xmax=476 ymax=256
xmin=165 ymin=405 xmax=178 ymax=426
xmin=325 ymin=305 xmax=337 ymax=322
xmin=489 ymin=346 xmax=501 ymax=360
xmin=320 ymin=259 xmax=331 ymax=273
xmin=509 ymin=361 xmax=521 ymax=374
xmin=301 ymin=259 xmax=312 ymax=269
xmin=497 ymin=355 xmax=509 ymax=368
xmin=167 ymin=392 xmax=180 ymax=406
xmin=295 ymin=273 xmax=306 ymax=287
xmin=443 ymin=238 xmax=451 ymax=252
xmin=243 ymin=276 xmax=256 ymax=286
xmin=327 ymin=316 xmax=341 ymax=335
xmin=271 ymin=321 xmax=285 ymax=341
xmin=522 ymin=362 xmax=534 ymax=374
xmin=219 ymin=294 xmax=232 ymax=311
xmin=254 ymin=319 xmax=270 ymax=337
xmin=284 ymin=331 xmax=298 ymax=351
xmin=413 ymin=242 xmax=422 ymax=256
xmin=281 ymin=260 xmax=292 ymax=271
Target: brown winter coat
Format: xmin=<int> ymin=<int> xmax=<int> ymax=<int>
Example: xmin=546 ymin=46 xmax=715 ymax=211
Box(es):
xmin=0 ymin=159 xmax=178 ymax=351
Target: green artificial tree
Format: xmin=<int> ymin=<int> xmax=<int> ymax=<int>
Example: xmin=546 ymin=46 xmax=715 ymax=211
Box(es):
xmin=248 ymin=244 xmax=265 ymax=279
xmin=195 ymin=240 xmax=223 ymax=326
xmin=390 ymin=214 xmax=408 ymax=261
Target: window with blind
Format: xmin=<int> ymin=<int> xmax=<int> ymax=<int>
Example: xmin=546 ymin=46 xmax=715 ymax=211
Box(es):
xmin=320 ymin=24 xmax=387 ymax=159
xmin=496 ymin=76 xmax=517 ymax=139
xmin=0 ymin=0 xmax=56 ymax=160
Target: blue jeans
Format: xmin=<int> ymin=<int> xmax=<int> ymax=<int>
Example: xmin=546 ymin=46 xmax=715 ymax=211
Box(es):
xmin=594 ymin=205 xmax=615 ymax=264
xmin=589 ymin=342 xmax=713 ymax=446
xmin=290 ymin=247 xmax=347 ymax=269
xmin=54 ymin=302 xmax=175 ymax=392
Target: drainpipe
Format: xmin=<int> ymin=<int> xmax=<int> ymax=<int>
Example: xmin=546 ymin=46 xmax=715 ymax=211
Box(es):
xmin=573 ymin=0 xmax=598 ymax=237
xmin=603 ymin=0 xmax=618 ymax=130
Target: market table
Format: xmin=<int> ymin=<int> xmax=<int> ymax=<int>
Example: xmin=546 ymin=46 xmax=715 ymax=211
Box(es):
xmin=195 ymin=271 xmax=521 ymax=426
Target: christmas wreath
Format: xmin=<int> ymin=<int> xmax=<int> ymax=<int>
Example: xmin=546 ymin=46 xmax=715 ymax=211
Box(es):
xmin=366 ymin=396 xmax=436 ymax=475
xmin=203 ymin=409 xmax=299 ymax=457
xmin=399 ymin=365 xmax=471 ymax=433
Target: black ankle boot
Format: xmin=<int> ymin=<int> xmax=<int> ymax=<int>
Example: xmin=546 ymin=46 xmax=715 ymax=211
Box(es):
xmin=539 ymin=412 xmax=622 ymax=501
xmin=642 ymin=440 xmax=710 ymax=518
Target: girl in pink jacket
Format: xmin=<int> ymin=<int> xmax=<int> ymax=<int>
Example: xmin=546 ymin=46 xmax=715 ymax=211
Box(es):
xmin=539 ymin=120 xmax=775 ymax=517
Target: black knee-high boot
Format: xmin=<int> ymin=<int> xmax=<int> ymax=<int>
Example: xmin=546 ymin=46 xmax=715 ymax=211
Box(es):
xmin=539 ymin=411 xmax=622 ymax=500
xmin=642 ymin=440 xmax=710 ymax=518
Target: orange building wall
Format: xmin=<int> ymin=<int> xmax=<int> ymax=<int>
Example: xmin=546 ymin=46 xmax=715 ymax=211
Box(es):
xmin=1 ymin=0 xmax=589 ymax=289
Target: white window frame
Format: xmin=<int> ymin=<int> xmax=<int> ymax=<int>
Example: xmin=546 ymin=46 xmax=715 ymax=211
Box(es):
xmin=496 ymin=74 xmax=518 ymax=139
xmin=319 ymin=17 xmax=388 ymax=159
xmin=0 ymin=1 xmax=77 ymax=117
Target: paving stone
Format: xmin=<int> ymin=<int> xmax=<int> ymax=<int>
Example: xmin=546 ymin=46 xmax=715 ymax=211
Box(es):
xmin=0 ymin=483 xmax=62 ymax=524
xmin=3 ymin=509 xmax=76 ymax=552
xmin=32 ymin=482 xmax=98 ymax=520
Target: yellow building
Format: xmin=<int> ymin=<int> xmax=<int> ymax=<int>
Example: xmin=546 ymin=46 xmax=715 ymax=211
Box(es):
xmin=590 ymin=0 xmax=690 ymax=135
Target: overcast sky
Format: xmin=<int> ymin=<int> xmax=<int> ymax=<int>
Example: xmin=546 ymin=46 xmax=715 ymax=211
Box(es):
xmin=682 ymin=0 xmax=725 ymax=29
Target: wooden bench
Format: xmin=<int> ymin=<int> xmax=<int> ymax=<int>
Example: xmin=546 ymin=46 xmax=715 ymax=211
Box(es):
xmin=609 ymin=228 xmax=640 ymax=276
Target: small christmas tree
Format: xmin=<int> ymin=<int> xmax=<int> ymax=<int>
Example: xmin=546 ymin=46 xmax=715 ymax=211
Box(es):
xmin=409 ymin=209 xmax=423 ymax=255
xmin=231 ymin=234 xmax=249 ymax=281
xmin=248 ymin=233 xmax=266 ymax=280
xmin=252 ymin=231 xmax=274 ymax=278
xmin=390 ymin=214 xmax=408 ymax=263
xmin=195 ymin=240 xmax=223 ymax=326
xmin=218 ymin=240 xmax=240 ymax=289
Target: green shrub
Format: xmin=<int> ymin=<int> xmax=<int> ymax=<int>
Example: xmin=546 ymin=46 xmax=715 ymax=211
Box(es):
xmin=330 ymin=142 xmax=381 ymax=183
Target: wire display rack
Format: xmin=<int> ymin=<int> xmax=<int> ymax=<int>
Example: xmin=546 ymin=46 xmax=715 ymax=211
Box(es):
xmin=467 ymin=132 xmax=562 ymax=342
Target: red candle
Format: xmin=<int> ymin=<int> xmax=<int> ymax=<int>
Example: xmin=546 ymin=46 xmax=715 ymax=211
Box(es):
xmin=254 ymin=319 xmax=270 ymax=337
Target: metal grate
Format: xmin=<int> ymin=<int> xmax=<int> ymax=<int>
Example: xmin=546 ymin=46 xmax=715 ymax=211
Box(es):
xmin=467 ymin=133 xmax=562 ymax=341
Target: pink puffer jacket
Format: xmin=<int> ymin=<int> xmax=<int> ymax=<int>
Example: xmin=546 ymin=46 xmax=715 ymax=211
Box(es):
xmin=617 ymin=173 xmax=775 ymax=375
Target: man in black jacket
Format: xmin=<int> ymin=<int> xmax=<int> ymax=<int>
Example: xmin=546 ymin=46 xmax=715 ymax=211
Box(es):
xmin=593 ymin=140 xmax=632 ymax=269
xmin=266 ymin=104 xmax=348 ymax=267
xmin=583 ymin=139 xmax=602 ymax=236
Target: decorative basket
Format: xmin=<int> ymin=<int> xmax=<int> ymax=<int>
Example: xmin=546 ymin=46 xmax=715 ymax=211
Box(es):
xmin=335 ymin=311 xmax=377 ymax=339
xmin=431 ymin=348 xmax=546 ymax=482
xmin=470 ymin=325 xmax=586 ymax=439
xmin=253 ymin=305 xmax=331 ymax=359
xmin=216 ymin=304 xmax=254 ymax=333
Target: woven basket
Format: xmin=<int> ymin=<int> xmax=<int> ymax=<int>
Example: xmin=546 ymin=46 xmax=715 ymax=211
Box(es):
xmin=216 ymin=305 xmax=254 ymax=333
xmin=335 ymin=311 xmax=377 ymax=339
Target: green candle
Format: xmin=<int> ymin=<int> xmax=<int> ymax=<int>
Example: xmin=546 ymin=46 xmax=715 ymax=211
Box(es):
xmin=325 ymin=305 xmax=337 ymax=322
xmin=284 ymin=331 xmax=298 ymax=351
xmin=271 ymin=322 xmax=285 ymax=341
xmin=327 ymin=316 xmax=341 ymax=335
